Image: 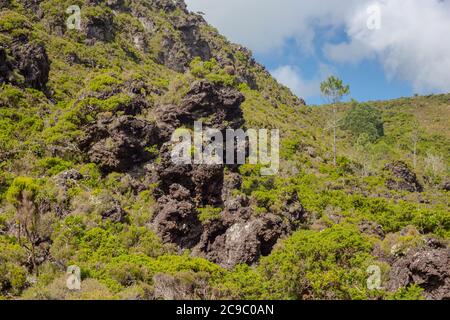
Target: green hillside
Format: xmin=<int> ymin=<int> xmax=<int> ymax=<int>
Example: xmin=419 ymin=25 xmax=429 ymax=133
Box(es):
xmin=0 ymin=0 xmax=448 ymax=300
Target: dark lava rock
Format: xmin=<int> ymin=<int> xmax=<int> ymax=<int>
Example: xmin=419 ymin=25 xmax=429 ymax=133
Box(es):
xmin=79 ymin=115 xmax=159 ymax=173
xmin=153 ymin=272 xmax=209 ymax=300
xmin=154 ymin=143 xmax=226 ymax=207
xmin=82 ymin=10 xmax=115 ymax=44
xmin=152 ymin=142 xmax=224 ymax=248
xmin=191 ymin=165 xmax=225 ymax=206
xmin=12 ymin=40 xmax=50 ymax=90
xmin=0 ymin=46 xmax=15 ymax=85
xmin=192 ymin=192 xmax=305 ymax=269
xmin=54 ymin=169 xmax=83 ymax=193
xmin=43 ymin=170 xmax=83 ymax=217
xmin=151 ymin=80 xmax=302 ymax=268
xmin=157 ymin=12 xmax=210 ymax=72
xmin=56 ymin=169 xmax=83 ymax=183
xmin=104 ymin=0 xmax=125 ymax=10
xmin=101 ymin=203 xmax=128 ymax=223
xmin=156 ymin=80 xmax=244 ymax=140
xmin=173 ymin=14 xmax=211 ymax=61
xmin=195 ymin=207 xmax=291 ymax=269
xmin=221 ymin=171 xmax=242 ymax=202
xmin=0 ymin=0 xmax=11 ymax=9
xmin=359 ymin=220 xmax=385 ymax=238
xmin=17 ymin=0 xmax=44 ymax=13
xmin=385 ymin=161 xmax=423 ymax=192
xmin=151 ymin=84 xmax=244 ymax=251
xmin=152 ymin=184 xmax=202 ymax=249
xmin=147 ymin=0 xmax=187 ymax=12
xmin=386 ymin=241 xmax=450 ymax=300
xmin=283 ymin=192 xmax=307 ymax=226
xmin=180 ymin=81 xmax=244 ymax=128
xmin=224 ymin=214 xmax=286 ymax=261
xmin=0 ymin=39 xmax=50 ymax=91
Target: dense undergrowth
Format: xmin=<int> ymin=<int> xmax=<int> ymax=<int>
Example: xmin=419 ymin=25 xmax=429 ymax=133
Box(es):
xmin=0 ymin=0 xmax=448 ymax=300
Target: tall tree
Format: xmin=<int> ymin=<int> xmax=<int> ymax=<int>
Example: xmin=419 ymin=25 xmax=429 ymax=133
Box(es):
xmin=320 ymin=76 xmax=350 ymax=166
xmin=6 ymin=178 xmax=44 ymax=276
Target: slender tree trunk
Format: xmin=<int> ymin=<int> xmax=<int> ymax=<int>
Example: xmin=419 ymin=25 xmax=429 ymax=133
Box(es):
xmin=31 ymin=243 xmax=38 ymax=276
xmin=412 ymin=131 xmax=419 ymax=171
xmin=333 ymin=105 xmax=337 ymax=166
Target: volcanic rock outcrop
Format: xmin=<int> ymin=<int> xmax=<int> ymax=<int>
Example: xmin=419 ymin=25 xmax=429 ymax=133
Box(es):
xmin=155 ymin=80 xmax=245 ymax=140
xmin=384 ymin=161 xmax=423 ymax=192
xmin=387 ymin=240 xmax=450 ymax=300
xmin=79 ymin=115 xmax=159 ymax=173
xmin=0 ymin=37 xmax=50 ymax=91
xmin=151 ymin=80 xmax=305 ymax=268
xmin=0 ymin=46 xmax=14 ymax=85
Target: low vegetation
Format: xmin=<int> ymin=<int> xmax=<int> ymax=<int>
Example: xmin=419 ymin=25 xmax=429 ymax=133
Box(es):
xmin=0 ymin=0 xmax=448 ymax=300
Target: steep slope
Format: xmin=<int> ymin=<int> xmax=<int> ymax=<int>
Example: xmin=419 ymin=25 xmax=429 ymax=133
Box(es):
xmin=0 ymin=0 xmax=448 ymax=300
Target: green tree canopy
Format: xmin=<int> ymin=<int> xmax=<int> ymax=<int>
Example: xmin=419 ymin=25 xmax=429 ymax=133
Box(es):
xmin=342 ymin=102 xmax=384 ymax=142
xmin=320 ymin=75 xmax=350 ymax=104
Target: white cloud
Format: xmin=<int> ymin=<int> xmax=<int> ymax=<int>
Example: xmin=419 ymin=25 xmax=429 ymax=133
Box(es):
xmin=185 ymin=0 xmax=359 ymax=54
xmin=186 ymin=0 xmax=450 ymax=94
xmin=325 ymin=0 xmax=450 ymax=93
xmin=271 ymin=66 xmax=319 ymax=98
xmin=271 ymin=64 xmax=334 ymax=100
xmin=324 ymin=41 xmax=375 ymax=65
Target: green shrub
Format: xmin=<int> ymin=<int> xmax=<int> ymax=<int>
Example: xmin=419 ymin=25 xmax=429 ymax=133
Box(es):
xmin=342 ymin=102 xmax=384 ymax=142
xmin=0 ymin=11 xmax=30 ymax=32
xmin=190 ymin=57 xmax=236 ymax=86
xmin=0 ymin=236 xmax=28 ymax=295
xmin=88 ymin=74 xmax=121 ymax=92
xmin=258 ymin=225 xmax=375 ymax=300
xmin=37 ymin=157 xmax=73 ymax=176
xmin=5 ymin=177 xmax=39 ymax=204
xmin=387 ymin=284 xmax=425 ymax=300
xmin=198 ymin=206 xmax=222 ymax=224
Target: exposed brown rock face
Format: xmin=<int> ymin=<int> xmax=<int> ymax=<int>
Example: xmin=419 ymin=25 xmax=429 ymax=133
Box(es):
xmin=82 ymin=12 xmax=115 ymax=44
xmin=0 ymin=0 xmax=11 ymax=9
xmin=101 ymin=202 xmax=128 ymax=223
xmin=12 ymin=39 xmax=49 ymax=90
xmin=194 ymin=192 xmax=306 ymax=268
xmin=79 ymin=115 xmax=159 ymax=173
xmin=359 ymin=220 xmax=385 ymax=239
xmin=53 ymin=169 xmax=84 ymax=217
xmin=150 ymin=80 xmax=305 ymax=267
xmin=73 ymin=78 xmax=159 ymax=172
xmin=156 ymin=80 xmax=245 ymax=140
xmin=153 ymin=272 xmax=210 ymax=300
xmin=151 ymin=81 xmax=244 ymax=250
xmin=384 ymin=161 xmax=423 ymax=192
xmin=0 ymin=38 xmax=50 ymax=91
xmin=147 ymin=0 xmax=187 ymax=12
xmin=387 ymin=240 xmax=450 ymax=300
xmin=157 ymin=10 xmax=211 ymax=72
xmin=152 ymin=183 xmax=203 ymax=249
xmin=0 ymin=46 xmax=15 ymax=84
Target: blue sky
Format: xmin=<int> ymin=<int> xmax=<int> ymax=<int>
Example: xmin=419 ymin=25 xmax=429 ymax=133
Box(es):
xmin=254 ymin=34 xmax=413 ymax=105
xmin=185 ymin=0 xmax=450 ymax=105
